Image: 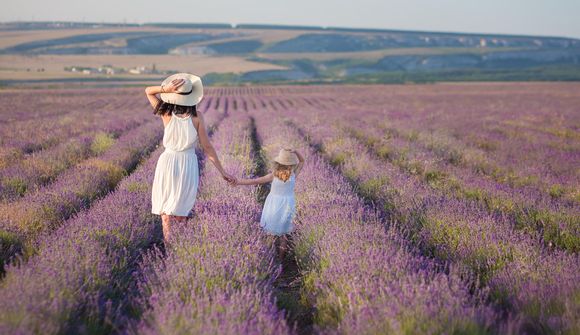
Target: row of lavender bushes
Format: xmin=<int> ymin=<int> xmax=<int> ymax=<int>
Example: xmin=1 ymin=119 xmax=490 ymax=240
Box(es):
xmin=0 ymin=88 xmax=143 ymax=123
xmin=370 ymin=87 xmax=580 ymax=205
xmin=251 ymin=109 xmax=499 ymax=334
xmin=0 ymin=91 xmax=148 ymax=162
xmin=0 ymin=117 xmax=150 ymax=202
xmin=0 ymin=93 xmax=225 ymax=271
xmin=261 ymin=85 xmax=578 ymax=207
xmin=338 ymin=106 xmax=578 ymax=252
xmin=0 ymin=107 xmax=227 ymax=334
xmin=132 ymin=109 xmax=291 ymax=334
xmin=0 ymin=146 xmax=164 ymax=334
xmin=366 ymin=122 xmax=577 ymax=208
xmin=0 ymin=119 xmax=163 ymax=270
xmin=281 ymin=102 xmax=579 ymax=333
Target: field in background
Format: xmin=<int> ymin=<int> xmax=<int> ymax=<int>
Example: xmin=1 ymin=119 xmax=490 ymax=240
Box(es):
xmin=0 ymin=83 xmax=578 ymax=334
xmin=0 ymin=25 xmax=293 ymax=83
xmin=1 ymin=22 xmax=579 ymax=86
xmin=0 ymin=54 xmax=285 ymax=80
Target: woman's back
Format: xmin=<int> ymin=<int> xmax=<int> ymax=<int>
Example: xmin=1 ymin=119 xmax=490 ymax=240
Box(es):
xmin=163 ymin=112 xmax=198 ymax=152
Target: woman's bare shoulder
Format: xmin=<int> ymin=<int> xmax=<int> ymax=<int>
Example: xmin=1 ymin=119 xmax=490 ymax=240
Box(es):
xmin=191 ymin=114 xmax=201 ymax=126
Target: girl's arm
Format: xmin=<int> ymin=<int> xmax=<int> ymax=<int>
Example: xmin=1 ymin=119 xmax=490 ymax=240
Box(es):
xmin=292 ymin=149 xmax=305 ymax=176
xmin=195 ymin=112 xmax=236 ymax=184
xmin=236 ymin=173 xmax=274 ymax=186
xmin=144 ymin=79 xmax=185 ymax=109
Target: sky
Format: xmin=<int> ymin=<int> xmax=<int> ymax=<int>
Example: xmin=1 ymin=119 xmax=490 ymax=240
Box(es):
xmin=2 ymin=0 xmax=579 ymax=39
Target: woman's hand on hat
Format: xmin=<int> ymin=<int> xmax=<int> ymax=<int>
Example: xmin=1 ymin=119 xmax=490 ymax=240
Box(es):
xmin=162 ymin=79 xmax=185 ymax=93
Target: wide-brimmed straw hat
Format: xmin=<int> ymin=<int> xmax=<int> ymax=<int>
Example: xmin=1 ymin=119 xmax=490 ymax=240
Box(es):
xmin=274 ymin=148 xmax=299 ymax=166
xmin=160 ymin=73 xmax=203 ymax=106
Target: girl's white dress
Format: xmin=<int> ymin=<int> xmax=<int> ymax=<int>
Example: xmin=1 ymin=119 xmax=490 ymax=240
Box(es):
xmin=151 ymin=112 xmax=199 ymax=216
xmin=260 ymin=173 xmax=296 ymax=235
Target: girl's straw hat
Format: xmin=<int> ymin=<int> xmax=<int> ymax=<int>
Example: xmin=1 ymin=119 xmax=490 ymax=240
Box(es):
xmin=160 ymin=73 xmax=203 ymax=106
xmin=274 ymin=148 xmax=299 ymax=165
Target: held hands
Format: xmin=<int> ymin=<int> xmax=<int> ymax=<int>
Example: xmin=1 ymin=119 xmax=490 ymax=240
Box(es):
xmin=222 ymin=172 xmax=237 ymax=186
xmin=161 ymin=79 xmax=185 ymax=93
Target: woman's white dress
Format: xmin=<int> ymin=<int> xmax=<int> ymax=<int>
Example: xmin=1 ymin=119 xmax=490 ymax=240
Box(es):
xmin=260 ymin=173 xmax=296 ymax=235
xmin=151 ymin=112 xmax=199 ymax=216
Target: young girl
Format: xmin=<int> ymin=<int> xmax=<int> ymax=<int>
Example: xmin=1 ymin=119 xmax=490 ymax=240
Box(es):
xmin=235 ymin=148 xmax=304 ymax=260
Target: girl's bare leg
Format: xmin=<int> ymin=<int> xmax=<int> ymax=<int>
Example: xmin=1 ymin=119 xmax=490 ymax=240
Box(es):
xmin=174 ymin=215 xmax=188 ymax=223
xmin=278 ymin=235 xmax=288 ymax=261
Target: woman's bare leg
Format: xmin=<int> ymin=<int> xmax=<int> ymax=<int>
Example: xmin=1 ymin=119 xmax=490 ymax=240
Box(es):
xmin=163 ymin=215 xmax=188 ymax=243
xmin=161 ymin=214 xmax=171 ymax=243
xmin=161 ymin=214 xmax=187 ymax=244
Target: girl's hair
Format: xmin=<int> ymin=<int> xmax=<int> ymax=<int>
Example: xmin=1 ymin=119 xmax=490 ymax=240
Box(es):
xmin=273 ymin=162 xmax=295 ymax=182
xmin=154 ymin=100 xmax=198 ymax=117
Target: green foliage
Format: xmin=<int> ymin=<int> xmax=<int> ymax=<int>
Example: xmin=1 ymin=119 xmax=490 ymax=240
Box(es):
xmin=0 ymin=230 xmax=23 ymax=271
xmin=88 ymin=159 xmax=127 ymax=190
xmin=424 ymin=169 xmax=447 ymax=185
xmin=405 ymin=130 xmax=419 ymax=142
xmin=363 ymin=135 xmax=379 ymax=147
xmin=0 ymin=230 xmax=20 ymax=249
xmin=423 ymin=217 xmax=514 ymax=283
xmin=376 ymin=144 xmax=395 ymax=160
xmin=548 ymin=184 xmax=565 ymax=199
xmin=342 ymin=167 xmax=359 ymax=183
xmin=358 ymin=176 xmax=389 ymax=199
xmin=90 ymin=132 xmax=115 ymax=155
xmin=294 ymin=226 xmax=324 ymax=267
xmin=124 ymin=181 xmax=149 ymax=193
xmin=329 ymin=152 xmax=347 ymax=166
xmin=473 ymin=160 xmax=500 ymax=176
xmin=310 ymin=281 xmax=348 ymax=328
xmin=202 ymin=72 xmax=243 ymax=86
xmin=403 ymin=159 xmax=425 ymax=176
xmin=1 ymin=177 xmax=28 ymax=198
xmin=474 ymin=139 xmax=498 ymax=152
xmin=535 ymin=211 xmax=580 ymax=252
xmin=446 ymin=148 xmax=464 ymax=166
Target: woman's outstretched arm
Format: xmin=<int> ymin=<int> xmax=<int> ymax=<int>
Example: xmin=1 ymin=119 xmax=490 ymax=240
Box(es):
xmin=145 ymin=79 xmax=185 ymax=109
xmin=235 ymin=173 xmax=274 ymax=186
xmin=195 ymin=112 xmax=236 ymax=184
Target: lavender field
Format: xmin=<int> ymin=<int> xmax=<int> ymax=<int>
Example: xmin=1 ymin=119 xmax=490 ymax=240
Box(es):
xmin=0 ymin=83 xmax=578 ymax=334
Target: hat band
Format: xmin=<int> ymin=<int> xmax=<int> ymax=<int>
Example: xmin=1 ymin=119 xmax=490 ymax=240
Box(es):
xmin=175 ymin=88 xmax=193 ymax=95
xmin=275 ymin=157 xmax=298 ymax=165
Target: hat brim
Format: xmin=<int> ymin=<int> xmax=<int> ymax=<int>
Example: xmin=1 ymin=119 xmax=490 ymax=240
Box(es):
xmin=160 ymin=73 xmax=203 ymax=106
xmin=274 ymin=156 xmax=299 ymax=166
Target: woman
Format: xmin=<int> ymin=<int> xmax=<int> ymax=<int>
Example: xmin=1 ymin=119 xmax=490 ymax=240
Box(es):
xmin=146 ymin=73 xmax=235 ymax=243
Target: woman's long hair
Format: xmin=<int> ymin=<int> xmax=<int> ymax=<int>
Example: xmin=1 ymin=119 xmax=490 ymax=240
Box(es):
xmin=273 ymin=162 xmax=295 ymax=182
xmin=154 ymin=100 xmax=198 ymax=117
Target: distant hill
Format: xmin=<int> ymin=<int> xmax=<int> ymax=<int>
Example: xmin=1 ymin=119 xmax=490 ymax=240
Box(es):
xmin=0 ymin=21 xmax=579 ymax=84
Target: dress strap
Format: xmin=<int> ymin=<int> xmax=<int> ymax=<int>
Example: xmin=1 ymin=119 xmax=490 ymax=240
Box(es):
xmin=172 ymin=112 xmax=192 ymax=120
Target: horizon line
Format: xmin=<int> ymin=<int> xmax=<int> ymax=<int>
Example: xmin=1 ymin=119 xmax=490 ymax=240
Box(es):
xmin=1 ymin=20 xmax=579 ymax=41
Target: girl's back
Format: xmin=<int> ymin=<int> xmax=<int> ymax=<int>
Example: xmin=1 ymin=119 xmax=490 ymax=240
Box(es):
xmin=269 ymin=174 xmax=296 ymax=197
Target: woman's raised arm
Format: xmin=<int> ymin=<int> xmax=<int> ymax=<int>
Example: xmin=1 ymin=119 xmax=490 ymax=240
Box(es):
xmin=145 ymin=79 xmax=185 ymax=109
